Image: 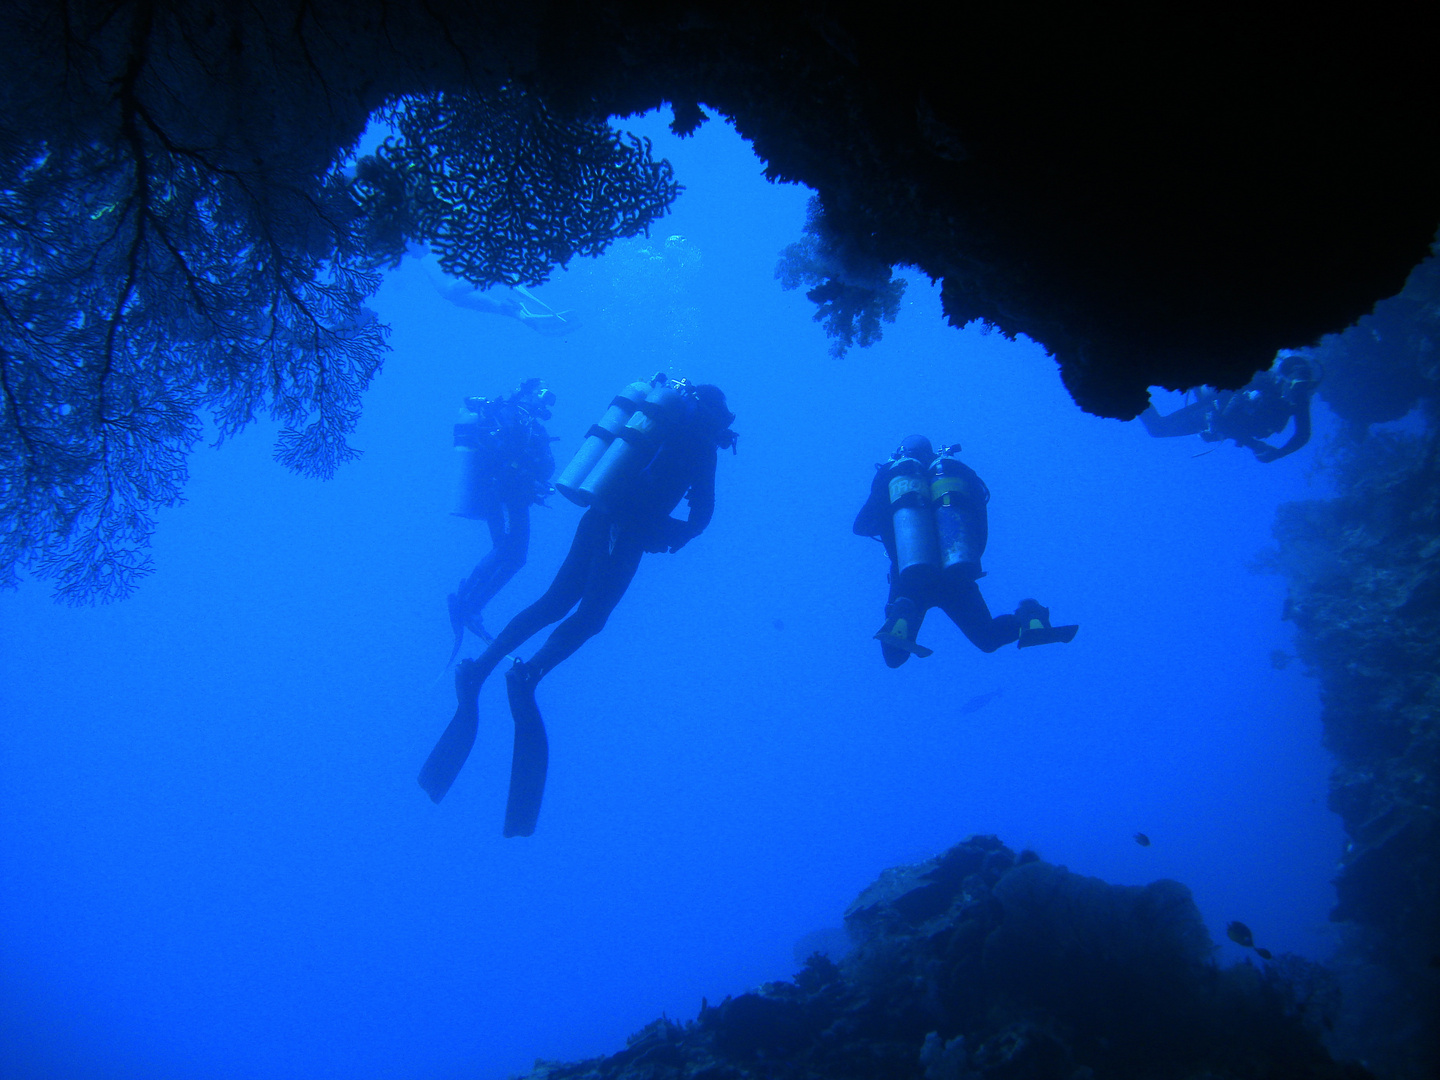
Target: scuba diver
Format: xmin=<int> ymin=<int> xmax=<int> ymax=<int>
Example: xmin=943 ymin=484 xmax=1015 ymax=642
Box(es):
xmin=446 ymin=378 xmax=558 ymax=665
xmin=419 ymin=375 xmax=737 ymax=837
xmin=1139 ymin=353 xmax=1320 ymax=462
xmin=855 ymin=435 xmax=1078 ymax=665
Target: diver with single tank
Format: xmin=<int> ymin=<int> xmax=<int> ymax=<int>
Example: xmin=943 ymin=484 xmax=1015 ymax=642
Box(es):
xmin=1138 ymin=353 xmax=1320 ymax=462
xmin=420 ymin=374 xmax=737 ymax=837
xmin=855 ymin=435 xmax=1078 ymax=665
xmin=445 ymin=378 xmax=558 ymax=665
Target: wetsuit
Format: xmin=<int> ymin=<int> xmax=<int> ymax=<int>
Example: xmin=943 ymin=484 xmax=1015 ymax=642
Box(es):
xmin=1140 ymin=369 xmax=1314 ymax=461
xmin=468 ymin=409 xmax=716 ymax=685
xmin=854 ymin=461 xmax=1020 ymax=665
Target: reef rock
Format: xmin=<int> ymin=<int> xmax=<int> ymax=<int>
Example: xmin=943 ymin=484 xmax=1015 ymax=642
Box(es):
xmin=2 ymin=1 xmax=1437 ymax=417
xmin=1271 ymin=429 xmax=1440 ymax=1080
xmin=521 ymin=837 xmax=1358 ymax=1080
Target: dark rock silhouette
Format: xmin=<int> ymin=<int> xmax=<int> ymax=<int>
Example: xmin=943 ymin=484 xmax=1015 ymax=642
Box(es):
xmin=523 ymin=838 xmax=1360 ymax=1080
xmin=2 ymin=1 xmax=1436 ymax=421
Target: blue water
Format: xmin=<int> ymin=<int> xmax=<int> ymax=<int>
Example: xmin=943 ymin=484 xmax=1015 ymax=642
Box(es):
xmin=0 ymin=111 xmax=1343 ymax=1079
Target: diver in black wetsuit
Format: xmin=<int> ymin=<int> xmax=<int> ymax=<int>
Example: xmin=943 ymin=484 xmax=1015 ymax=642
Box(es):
xmin=446 ymin=379 xmax=557 ymax=662
xmin=1139 ymin=354 xmax=1319 ymax=462
xmin=855 ymin=435 xmax=1078 ymax=667
xmin=420 ymin=378 xmax=736 ymax=835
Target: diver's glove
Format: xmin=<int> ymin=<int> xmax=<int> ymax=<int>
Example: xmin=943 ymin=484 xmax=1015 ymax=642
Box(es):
xmin=663 ymin=517 xmax=700 ymax=554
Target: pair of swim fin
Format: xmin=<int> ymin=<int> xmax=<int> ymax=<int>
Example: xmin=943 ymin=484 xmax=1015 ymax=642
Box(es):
xmin=416 ymin=659 xmax=548 ymax=838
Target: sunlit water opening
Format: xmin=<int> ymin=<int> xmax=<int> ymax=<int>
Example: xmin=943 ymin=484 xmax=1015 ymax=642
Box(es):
xmin=0 ymin=107 xmax=1343 ymax=1080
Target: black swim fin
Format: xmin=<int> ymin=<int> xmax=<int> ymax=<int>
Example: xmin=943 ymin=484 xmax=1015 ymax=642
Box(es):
xmin=874 ymin=627 xmax=935 ymax=658
xmin=502 ymin=661 xmax=549 ymax=838
xmin=418 ymin=660 xmax=484 ymax=802
xmin=873 ymin=598 xmax=934 ymax=658
xmin=1015 ymin=600 xmax=1079 ymax=649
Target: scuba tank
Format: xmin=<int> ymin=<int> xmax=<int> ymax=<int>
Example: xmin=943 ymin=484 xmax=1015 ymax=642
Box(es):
xmin=554 ymin=379 xmax=653 ymax=504
xmin=887 ymin=455 xmax=940 ymax=594
xmin=930 ymin=447 xmax=988 ymax=582
xmin=452 ymin=400 xmax=500 ymax=519
xmin=576 ymin=381 xmax=686 ymax=510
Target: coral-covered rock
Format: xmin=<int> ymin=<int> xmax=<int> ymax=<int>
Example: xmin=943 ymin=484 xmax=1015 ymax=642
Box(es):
xmin=1269 ymin=430 xmax=1440 ymax=1079
xmin=515 ymin=838 xmax=1362 ymax=1080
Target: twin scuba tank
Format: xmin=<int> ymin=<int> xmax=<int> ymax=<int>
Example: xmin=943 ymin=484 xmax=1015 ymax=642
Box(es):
xmin=888 ymin=447 xmax=989 ymax=595
xmin=554 ymin=375 xmax=687 ymax=511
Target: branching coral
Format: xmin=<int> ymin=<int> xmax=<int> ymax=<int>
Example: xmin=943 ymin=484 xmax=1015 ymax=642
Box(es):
xmin=1 ymin=75 xmax=681 ymax=603
xmin=351 ymin=88 xmax=681 ymax=288
xmin=776 ymin=196 xmax=906 ymax=358
xmin=0 ymin=128 xmax=384 ymax=603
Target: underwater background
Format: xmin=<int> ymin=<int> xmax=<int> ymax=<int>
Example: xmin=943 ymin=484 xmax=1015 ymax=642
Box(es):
xmin=1 ymin=111 xmax=1350 ymax=1079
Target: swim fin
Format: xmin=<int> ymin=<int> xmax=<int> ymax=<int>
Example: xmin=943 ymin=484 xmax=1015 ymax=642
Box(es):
xmin=873 ymin=598 xmax=934 ymax=658
xmin=502 ymin=661 xmax=549 ymax=838
xmin=1015 ymin=600 xmax=1079 ymax=649
xmin=874 ymin=627 xmax=935 ymax=658
xmin=418 ymin=659 xmax=485 ymax=802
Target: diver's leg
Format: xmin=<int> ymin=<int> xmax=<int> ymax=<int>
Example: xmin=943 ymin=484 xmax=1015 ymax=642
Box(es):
xmin=497 ymin=522 xmax=637 ymax=838
xmin=449 ymin=506 xmax=508 ymax=646
xmin=473 ymin=510 xmax=607 ymax=677
xmin=523 ymin=534 xmax=645 ymax=679
xmin=875 ymin=576 xmax=933 ymax=666
xmin=938 ymin=579 xmax=1021 ymax=654
xmin=424 ymin=513 xmax=605 ymax=804
xmin=457 ymin=502 xmax=531 ymax=625
xmin=1139 ymin=400 xmax=1209 ymax=438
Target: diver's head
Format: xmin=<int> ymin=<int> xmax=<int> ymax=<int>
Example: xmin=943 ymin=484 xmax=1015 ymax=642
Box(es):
xmin=513 ymin=377 xmax=555 ymax=419
xmin=896 ymin=434 xmax=935 ymax=462
xmin=1277 ymin=353 xmax=1319 ymax=391
xmin=691 ymin=384 xmax=737 ymax=450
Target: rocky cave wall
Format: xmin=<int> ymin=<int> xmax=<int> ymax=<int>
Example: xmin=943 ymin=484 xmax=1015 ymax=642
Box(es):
xmin=2 ymin=0 xmax=1437 ymax=417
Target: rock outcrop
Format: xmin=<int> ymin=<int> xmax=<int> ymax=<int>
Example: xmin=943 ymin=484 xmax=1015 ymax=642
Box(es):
xmin=3 ymin=1 xmax=1437 ymax=416
xmin=522 ymin=838 xmax=1357 ymax=1080
xmin=1270 ymin=428 xmax=1440 ymax=1080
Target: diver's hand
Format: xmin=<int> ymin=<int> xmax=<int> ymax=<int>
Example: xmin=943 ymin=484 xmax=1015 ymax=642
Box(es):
xmin=664 ymin=518 xmax=698 ymax=553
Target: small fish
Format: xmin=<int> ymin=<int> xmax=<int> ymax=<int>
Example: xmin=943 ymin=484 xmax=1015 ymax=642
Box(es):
xmin=1227 ymin=921 xmax=1255 ymax=948
xmin=1133 ymin=832 xmax=1151 ymax=847
xmin=1255 ymin=948 xmax=1273 ymax=960
xmin=1269 ymin=648 xmax=1292 ymax=670
xmin=772 ymin=618 xmax=785 ymax=632
xmin=959 ymin=688 xmax=1004 ymax=716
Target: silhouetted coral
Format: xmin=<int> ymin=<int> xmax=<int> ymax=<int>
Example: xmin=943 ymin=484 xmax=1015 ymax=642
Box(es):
xmin=0 ymin=127 xmax=383 ymax=602
xmin=352 ymin=88 xmax=680 ymax=287
xmin=777 ymin=197 xmax=906 ymax=358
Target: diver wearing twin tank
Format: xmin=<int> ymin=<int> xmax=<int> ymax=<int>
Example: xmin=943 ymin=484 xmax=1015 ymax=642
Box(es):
xmin=446 ymin=378 xmax=557 ymax=663
xmin=855 ymin=435 xmax=1078 ymax=666
xmin=419 ymin=377 xmax=737 ymax=836
xmin=1139 ymin=354 xmax=1319 ymax=463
